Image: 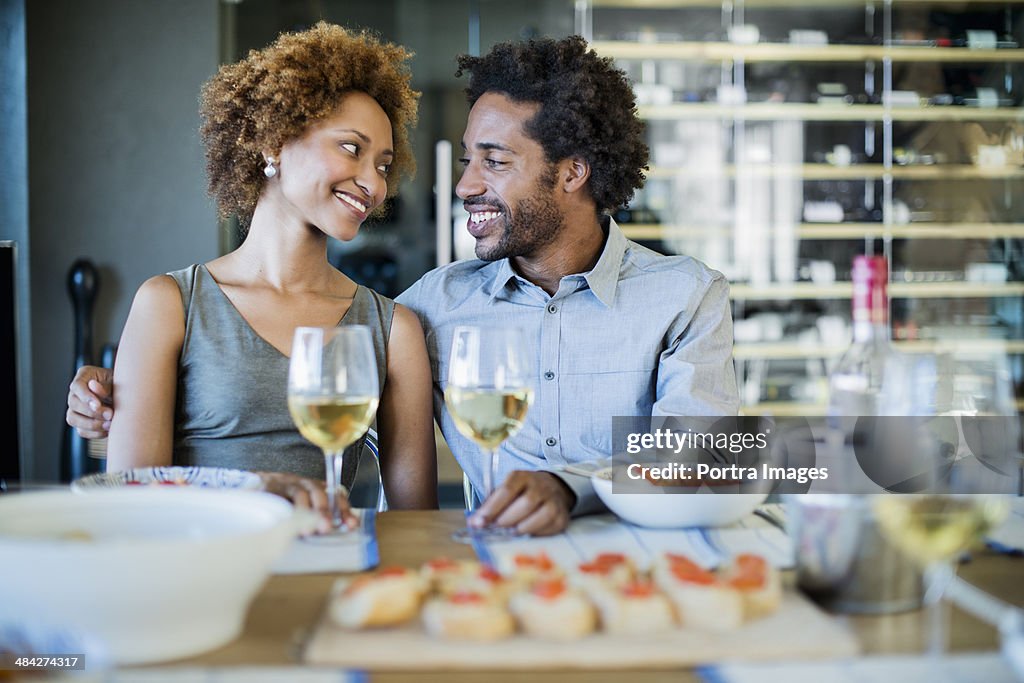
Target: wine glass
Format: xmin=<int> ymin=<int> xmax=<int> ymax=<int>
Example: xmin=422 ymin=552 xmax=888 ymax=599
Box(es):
xmin=444 ymin=325 xmax=533 ymax=542
xmin=873 ymin=350 xmax=1019 ymax=659
xmin=288 ymin=325 xmax=379 ymax=538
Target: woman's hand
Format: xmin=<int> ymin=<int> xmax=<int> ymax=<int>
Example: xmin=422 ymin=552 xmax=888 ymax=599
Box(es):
xmin=256 ymin=471 xmax=359 ymax=534
xmin=66 ymin=366 xmax=114 ymax=439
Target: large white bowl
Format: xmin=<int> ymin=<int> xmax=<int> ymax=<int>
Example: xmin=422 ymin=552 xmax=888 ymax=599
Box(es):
xmin=0 ymin=488 xmax=299 ymax=665
xmin=592 ymin=469 xmax=766 ymax=528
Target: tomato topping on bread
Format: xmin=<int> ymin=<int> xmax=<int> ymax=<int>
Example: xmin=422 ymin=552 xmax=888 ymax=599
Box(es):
xmin=514 ymin=553 xmax=555 ymax=571
xmin=621 ymin=579 xmax=656 ymax=598
xmin=425 ymin=557 xmax=460 ymax=571
xmin=377 ymin=566 xmax=410 ymax=577
xmin=532 ymin=578 xmax=568 ymax=600
xmin=479 ymin=566 xmax=502 ymax=582
xmin=727 ymin=554 xmax=769 ymax=589
xmin=449 ymin=591 xmax=486 ymax=604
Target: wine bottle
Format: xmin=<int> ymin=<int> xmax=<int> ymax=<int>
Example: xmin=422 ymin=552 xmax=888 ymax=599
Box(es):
xmin=809 ymin=256 xmax=924 ymax=614
xmin=827 ymin=256 xmax=892 ymax=435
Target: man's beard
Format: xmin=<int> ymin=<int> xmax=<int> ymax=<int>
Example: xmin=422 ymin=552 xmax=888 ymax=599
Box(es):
xmin=474 ymin=174 xmax=564 ymax=262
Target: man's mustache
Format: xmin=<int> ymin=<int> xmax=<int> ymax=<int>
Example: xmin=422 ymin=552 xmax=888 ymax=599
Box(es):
xmin=464 ymin=199 xmax=506 ymax=213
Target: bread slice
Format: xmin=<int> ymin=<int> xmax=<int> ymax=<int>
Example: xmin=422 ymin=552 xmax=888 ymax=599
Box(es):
xmin=509 ymin=578 xmax=597 ymax=640
xmin=437 ymin=563 xmax=515 ymax=604
xmin=652 ymin=553 xmax=744 ymax=631
xmin=721 ymin=553 xmax=782 ymax=619
xmin=569 ymin=553 xmax=637 ymax=597
xmin=498 ymin=551 xmax=563 ymax=586
xmin=330 ymin=567 xmax=425 ymax=629
xmin=419 ymin=557 xmax=482 ymax=593
xmin=590 ymin=578 xmax=676 ymax=634
xmin=422 ymin=591 xmax=516 ymax=641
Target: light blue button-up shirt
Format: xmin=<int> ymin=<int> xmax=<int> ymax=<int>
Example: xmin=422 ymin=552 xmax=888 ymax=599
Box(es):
xmin=396 ymin=218 xmax=739 ymax=512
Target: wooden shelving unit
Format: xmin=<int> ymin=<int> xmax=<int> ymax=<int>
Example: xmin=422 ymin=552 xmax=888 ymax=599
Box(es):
xmin=594 ymin=0 xmax=1024 ymax=7
xmin=593 ymin=40 xmax=1024 ymax=64
xmin=728 ymin=281 xmax=1024 ymax=300
xmin=584 ymin=0 xmax=1024 ymax=414
xmin=734 ymin=339 xmax=1024 ymax=360
xmin=645 ymin=163 xmax=1024 ymax=181
xmin=639 ymin=103 xmax=1024 ymax=122
xmin=743 ymin=398 xmax=1024 ymax=416
xmin=621 ymin=222 xmax=1024 ymax=240
xmin=739 ymin=401 xmax=829 ymax=416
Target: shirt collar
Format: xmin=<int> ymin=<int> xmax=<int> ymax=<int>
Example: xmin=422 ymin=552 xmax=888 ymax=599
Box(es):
xmin=486 ymin=215 xmax=628 ymax=307
xmin=583 ymin=216 xmax=627 ymax=307
xmin=487 ymin=257 xmax=521 ymax=302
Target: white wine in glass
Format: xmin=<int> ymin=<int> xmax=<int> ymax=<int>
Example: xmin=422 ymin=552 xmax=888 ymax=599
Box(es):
xmin=444 ymin=325 xmax=533 ymax=542
xmin=288 ymin=325 xmax=379 ymax=535
xmin=875 ymin=495 xmax=1009 ymax=566
xmin=444 ymin=386 xmax=532 ymax=451
xmin=288 ymin=396 xmax=379 ymax=453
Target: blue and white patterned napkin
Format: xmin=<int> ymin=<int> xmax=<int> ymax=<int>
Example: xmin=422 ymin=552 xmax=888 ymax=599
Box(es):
xmin=272 ymin=509 xmax=379 ymax=575
xmin=473 ymin=508 xmax=793 ymax=571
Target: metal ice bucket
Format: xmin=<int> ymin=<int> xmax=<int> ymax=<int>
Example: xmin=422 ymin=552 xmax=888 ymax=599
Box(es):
xmin=786 ymin=494 xmax=923 ymax=614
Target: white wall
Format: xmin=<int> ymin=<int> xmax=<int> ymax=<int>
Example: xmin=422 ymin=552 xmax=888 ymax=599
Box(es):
xmin=26 ymin=0 xmax=220 ymax=480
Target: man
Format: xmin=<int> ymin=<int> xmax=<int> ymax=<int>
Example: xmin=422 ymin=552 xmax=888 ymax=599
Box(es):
xmin=66 ymin=35 xmax=739 ymax=535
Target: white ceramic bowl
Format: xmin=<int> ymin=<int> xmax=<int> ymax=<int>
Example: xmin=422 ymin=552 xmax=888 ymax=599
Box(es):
xmin=0 ymin=488 xmax=300 ymax=665
xmin=592 ymin=468 xmax=766 ymax=528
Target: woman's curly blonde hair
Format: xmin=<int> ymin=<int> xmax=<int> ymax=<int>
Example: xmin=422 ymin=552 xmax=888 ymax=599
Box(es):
xmin=199 ymin=22 xmax=419 ymax=229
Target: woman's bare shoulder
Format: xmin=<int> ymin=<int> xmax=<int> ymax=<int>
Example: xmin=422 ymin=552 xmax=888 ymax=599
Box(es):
xmin=390 ymin=302 xmax=426 ymax=342
xmin=133 ymin=274 xmax=182 ymax=308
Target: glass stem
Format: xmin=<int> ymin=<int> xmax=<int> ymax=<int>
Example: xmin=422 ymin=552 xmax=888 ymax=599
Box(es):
xmin=482 ymin=448 xmax=498 ymax=500
xmin=925 ymin=560 xmax=956 ymax=657
xmin=323 ymin=449 xmax=345 ymax=529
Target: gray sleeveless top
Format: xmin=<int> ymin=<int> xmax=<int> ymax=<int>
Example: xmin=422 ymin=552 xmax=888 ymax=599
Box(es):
xmin=167 ymin=264 xmax=394 ymax=483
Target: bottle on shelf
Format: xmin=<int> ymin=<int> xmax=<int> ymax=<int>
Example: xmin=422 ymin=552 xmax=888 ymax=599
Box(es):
xmin=810 ymin=255 xmax=924 ymax=614
xmin=827 ymin=255 xmax=892 ymax=432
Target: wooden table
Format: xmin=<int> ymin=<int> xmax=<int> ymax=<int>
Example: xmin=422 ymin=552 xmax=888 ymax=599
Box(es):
xmin=182 ymin=510 xmax=1023 ymax=681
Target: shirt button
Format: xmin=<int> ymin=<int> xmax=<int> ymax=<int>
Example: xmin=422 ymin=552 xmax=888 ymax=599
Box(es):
xmin=544 ymin=371 xmax=555 ymax=380
xmin=547 ymin=304 xmax=558 ymax=314
xmin=545 ymin=437 xmax=557 ymax=447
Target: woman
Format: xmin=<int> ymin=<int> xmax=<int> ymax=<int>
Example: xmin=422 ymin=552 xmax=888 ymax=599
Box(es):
xmin=106 ymin=23 xmax=438 ymax=522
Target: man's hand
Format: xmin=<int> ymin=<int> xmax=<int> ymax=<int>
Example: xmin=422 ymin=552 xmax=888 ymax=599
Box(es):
xmin=256 ymin=471 xmax=357 ymax=535
xmin=468 ymin=470 xmax=576 ymax=536
xmin=66 ymin=366 xmax=114 ymax=439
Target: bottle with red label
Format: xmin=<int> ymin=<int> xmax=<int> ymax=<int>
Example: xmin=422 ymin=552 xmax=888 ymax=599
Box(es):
xmin=828 ymin=255 xmax=892 ymax=432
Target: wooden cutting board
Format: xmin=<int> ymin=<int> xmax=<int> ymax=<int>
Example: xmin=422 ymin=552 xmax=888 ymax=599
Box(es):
xmin=302 ymin=591 xmax=859 ymax=670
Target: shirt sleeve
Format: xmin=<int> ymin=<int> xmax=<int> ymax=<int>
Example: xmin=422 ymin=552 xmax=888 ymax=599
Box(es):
xmin=654 ymin=274 xmax=740 ymax=418
xmin=546 ymin=469 xmax=607 ymax=516
xmin=394 ymin=279 xmax=418 ymax=313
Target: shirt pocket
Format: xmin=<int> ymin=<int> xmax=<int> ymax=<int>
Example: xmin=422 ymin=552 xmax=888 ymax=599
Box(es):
xmin=565 ymin=362 xmax=656 ymax=454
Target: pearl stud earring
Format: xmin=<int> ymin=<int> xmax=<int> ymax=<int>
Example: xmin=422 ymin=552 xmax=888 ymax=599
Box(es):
xmin=263 ymin=157 xmax=278 ymax=179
